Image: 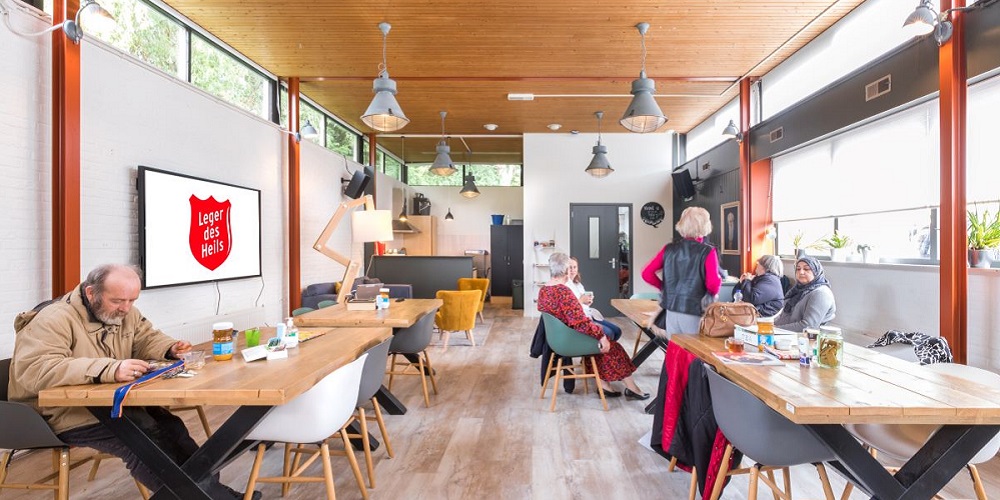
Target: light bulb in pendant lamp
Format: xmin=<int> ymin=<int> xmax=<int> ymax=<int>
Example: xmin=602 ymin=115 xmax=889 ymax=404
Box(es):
xmin=620 ymin=22 xmax=667 ymax=133
xmin=585 ymin=111 xmax=614 ymax=178
xmin=361 ymin=22 xmax=409 ymax=132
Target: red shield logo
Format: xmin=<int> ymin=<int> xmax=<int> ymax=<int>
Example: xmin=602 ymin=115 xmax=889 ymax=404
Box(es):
xmin=189 ymin=195 xmax=232 ymax=271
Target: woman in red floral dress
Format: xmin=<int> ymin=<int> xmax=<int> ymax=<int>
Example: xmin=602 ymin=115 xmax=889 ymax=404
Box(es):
xmin=537 ymin=252 xmax=648 ymax=399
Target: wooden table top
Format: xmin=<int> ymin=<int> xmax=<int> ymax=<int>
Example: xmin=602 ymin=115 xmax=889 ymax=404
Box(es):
xmin=38 ymin=326 xmax=392 ymax=408
xmin=670 ymin=334 xmax=1000 ymax=425
xmin=610 ymin=298 xmax=660 ymax=329
xmin=294 ymin=298 xmax=443 ymax=329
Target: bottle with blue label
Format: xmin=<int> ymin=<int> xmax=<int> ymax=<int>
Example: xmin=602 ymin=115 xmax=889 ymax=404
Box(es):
xmin=284 ymin=317 xmax=299 ymax=348
xmin=212 ymin=321 xmax=234 ymax=361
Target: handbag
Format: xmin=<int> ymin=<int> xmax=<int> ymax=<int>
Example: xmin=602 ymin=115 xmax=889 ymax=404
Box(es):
xmin=698 ymin=302 xmax=758 ymax=338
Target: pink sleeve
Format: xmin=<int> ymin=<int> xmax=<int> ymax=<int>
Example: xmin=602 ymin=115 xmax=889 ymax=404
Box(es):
xmin=641 ymin=246 xmax=666 ymax=289
xmin=704 ymin=248 xmax=721 ymax=295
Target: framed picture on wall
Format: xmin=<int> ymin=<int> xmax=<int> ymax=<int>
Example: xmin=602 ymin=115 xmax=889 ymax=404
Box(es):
xmin=720 ymin=201 xmax=740 ymax=255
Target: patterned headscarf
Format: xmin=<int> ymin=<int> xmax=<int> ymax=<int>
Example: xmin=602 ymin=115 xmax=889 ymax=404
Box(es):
xmin=783 ymin=256 xmax=831 ymax=311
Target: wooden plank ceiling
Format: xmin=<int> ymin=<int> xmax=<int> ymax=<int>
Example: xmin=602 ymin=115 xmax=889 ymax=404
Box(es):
xmin=163 ymin=0 xmax=865 ymax=164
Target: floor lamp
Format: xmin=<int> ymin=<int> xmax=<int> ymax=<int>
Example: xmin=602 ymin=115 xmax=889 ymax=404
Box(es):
xmin=313 ymin=194 xmax=394 ymax=304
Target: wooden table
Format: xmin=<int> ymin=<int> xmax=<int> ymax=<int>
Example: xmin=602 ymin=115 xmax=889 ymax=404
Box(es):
xmin=670 ymin=334 xmax=1000 ymax=500
xmin=610 ymin=298 xmax=664 ymax=369
xmin=294 ymin=298 xmax=443 ymax=415
xmin=39 ymin=326 xmax=390 ymax=500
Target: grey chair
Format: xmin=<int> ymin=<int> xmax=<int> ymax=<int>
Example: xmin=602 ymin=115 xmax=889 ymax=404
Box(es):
xmin=704 ymin=368 xmax=836 ymax=500
xmin=386 ymin=311 xmax=439 ymax=407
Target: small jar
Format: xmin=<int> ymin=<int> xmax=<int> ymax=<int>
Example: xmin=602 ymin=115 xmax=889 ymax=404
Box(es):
xmin=212 ymin=321 xmax=235 ymax=361
xmin=816 ymin=326 xmax=844 ymax=368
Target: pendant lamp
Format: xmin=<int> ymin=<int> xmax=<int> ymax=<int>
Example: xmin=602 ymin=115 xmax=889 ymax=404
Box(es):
xmin=361 ymin=22 xmax=410 ymax=132
xmin=620 ymin=22 xmax=667 ymax=133
xmin=585 ymin=111 xmax=614 ymax=178
xmin=445 ymin=208 xmax=454 ymax=221
xmin=430 ymin=111 xmax=457 ymax=176
xmin=460 ymin=165 xmax=480 ymax=198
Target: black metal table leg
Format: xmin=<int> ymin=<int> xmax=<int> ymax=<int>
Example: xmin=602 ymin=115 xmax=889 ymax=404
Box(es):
xmin=346 ymin=421 xmax=380 ymax=452
xmin=631 ymin=328 xmax=666 ymax=368
xmin=374 ymin=384 xmax=407 ymax=415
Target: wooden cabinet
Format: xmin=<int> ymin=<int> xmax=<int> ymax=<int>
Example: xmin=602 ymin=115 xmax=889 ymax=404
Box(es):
xmin=400 ymin=216 xmax=437 ymax=256
xmin=490 ymin=225 xmax=523 ymax=296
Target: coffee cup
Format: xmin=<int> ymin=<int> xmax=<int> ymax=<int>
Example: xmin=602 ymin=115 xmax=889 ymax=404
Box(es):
xmin=724 ymin=337 xmax=745 ymax=353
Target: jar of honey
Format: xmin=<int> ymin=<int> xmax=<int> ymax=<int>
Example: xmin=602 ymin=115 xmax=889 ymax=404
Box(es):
xmin=212 ymin=321 xmax=234 ymax=361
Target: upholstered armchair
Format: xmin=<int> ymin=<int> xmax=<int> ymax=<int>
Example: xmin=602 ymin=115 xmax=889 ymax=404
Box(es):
xmin=434 ymin=290 xmax=481 ymax=351
xmin=457 ymin=278 xmax=489 ymax=323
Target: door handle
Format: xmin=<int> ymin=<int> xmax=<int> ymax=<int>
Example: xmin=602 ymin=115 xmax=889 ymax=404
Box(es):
xmin=609 ymin=257 xmax=617 ymax=268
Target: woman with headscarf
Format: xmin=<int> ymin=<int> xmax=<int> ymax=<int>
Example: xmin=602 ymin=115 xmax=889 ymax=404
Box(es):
xmin=737 ymin=254 xmax=785 ymax=317
xmin=774 ymin=256 xmax=836 ymax=331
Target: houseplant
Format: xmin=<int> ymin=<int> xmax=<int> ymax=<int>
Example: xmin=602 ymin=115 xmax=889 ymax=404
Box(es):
xmin=967 ymin=207 xmax=1000 ymax=268
xmin=791 ymin=231 xmax=825 ymax=258
xmin=856 ymin=243 xmax=877 ymax=264
xmin=822 ymin=231 xmax=853 ymax=262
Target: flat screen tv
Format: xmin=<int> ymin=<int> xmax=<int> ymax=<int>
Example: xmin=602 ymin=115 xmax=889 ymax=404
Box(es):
xmin=138 ymin=166 xmax=262 ymax=289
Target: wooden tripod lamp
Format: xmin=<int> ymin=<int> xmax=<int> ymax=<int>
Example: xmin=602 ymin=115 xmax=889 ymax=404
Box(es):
xmin=313 ymin=194 xmax=393 ymax=304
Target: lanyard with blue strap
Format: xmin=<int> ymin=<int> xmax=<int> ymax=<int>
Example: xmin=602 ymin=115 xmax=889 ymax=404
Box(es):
xmin=111 ymin=360 xmax=185 ymax=418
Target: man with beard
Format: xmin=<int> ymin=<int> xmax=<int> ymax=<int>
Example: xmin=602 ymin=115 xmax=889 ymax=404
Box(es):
xmin=8 ymin=264 xmax=260 ymax=499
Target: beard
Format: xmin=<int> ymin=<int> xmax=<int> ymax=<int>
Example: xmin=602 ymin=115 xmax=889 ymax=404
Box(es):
xmin=91 ymin=294 xmax=128 ymax=325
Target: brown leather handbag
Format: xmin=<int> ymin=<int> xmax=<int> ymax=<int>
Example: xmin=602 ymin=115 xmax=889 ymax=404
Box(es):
xmin=698 ymin=302 xmax=758 ymax=338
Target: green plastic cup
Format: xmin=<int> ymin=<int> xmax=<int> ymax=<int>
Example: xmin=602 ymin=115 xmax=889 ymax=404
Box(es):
xmin=245 ymin=327 xmax=261 ymax=348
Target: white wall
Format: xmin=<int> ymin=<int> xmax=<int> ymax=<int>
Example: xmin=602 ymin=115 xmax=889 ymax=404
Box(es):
xmin=418 ymin=185 xmax=523 ymax=256
xmin=1 ymin=5 xmax=352 ymax=356
xmin=523 ymin=132 xmax=673 ymax=315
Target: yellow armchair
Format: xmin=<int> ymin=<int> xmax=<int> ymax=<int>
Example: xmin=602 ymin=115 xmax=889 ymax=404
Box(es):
xmin=434 ymin=290 xmax=482 ymax=350
xmin=457 ymin=278 xmax=489 ymax=323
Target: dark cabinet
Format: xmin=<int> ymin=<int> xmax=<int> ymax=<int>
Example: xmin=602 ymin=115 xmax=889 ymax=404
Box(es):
xmin=490 ymin=225 xmax=523 ymax=296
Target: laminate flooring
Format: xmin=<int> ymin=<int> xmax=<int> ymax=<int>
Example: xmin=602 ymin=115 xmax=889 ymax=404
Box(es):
xmin=3 ymin=301 xmax=997 ymax=499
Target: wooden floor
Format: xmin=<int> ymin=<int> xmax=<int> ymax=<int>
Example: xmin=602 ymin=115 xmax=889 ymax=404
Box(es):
xmin=3 ymin=301 xmax=998 ymax=499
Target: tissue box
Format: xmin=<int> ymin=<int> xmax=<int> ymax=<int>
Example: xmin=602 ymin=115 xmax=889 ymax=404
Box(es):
xmin=735 ymin=324 xmax=797 ymax=347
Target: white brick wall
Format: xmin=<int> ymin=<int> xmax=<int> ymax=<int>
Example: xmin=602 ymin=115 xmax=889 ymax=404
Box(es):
xmin=1 ymin=7 xmax=351 ymax=355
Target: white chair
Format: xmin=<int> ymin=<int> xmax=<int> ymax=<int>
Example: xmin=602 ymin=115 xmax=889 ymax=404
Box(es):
xmin=243 ymin=354 xmax=368 ymax=500
xmin=846 ymin=363 xmax=1000 ymax=500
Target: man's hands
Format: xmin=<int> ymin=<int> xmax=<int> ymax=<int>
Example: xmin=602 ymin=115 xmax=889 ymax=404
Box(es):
xmin=169 ymin=340 xmax=192 ymax=358
xmin=115 ymin=359 xmax=151 ymax=382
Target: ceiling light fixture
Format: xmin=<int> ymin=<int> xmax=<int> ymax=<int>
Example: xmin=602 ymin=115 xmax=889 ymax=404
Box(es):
xmin=621 ymin=22 xmax=667 ymax=133
xmin=430 ymin=111 xmax=457 ymax=176
xmin=484 ymin=123 xmax=499 ymax=131
xmin=445 ymin=207 xmax=454 ymax=221
xmin=902 ymin=0 xmax=973 ymax=45
xmin=361 ymin=22 xmax=409 ymax=132
xmin=397 ymin=190 xmax=409 ymax=222
xmin=547 ymin=124 xmax=562 ymax=131
xmin=282 ymin=120 xmax=319 ymax=143
xmin=721 ymin=119 xmax=743 ymax=143
xmin=585 ymin=111 xmax=614 ymax=178
xmin=459 ymin=159 xmax=480 ymax=199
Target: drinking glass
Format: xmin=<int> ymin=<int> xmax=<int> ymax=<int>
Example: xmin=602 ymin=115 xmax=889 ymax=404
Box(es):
xmin=181 ymin=350 xmax=206 ymax=370
xmin=244 ymin=327 xmax=261 ymax=348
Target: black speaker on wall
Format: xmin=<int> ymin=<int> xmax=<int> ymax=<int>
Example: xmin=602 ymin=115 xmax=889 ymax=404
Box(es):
xmin=343 ymin=167 xmax=373 ymax=199
xmin=671 ymin=168 xmax=696 ymax=201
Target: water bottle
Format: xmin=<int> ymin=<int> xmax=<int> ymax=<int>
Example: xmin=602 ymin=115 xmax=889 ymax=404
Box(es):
xmin=283 ymin=317 xmax=299 ymax=349
xmin=733 ymin=290 xmax=743 ymax=302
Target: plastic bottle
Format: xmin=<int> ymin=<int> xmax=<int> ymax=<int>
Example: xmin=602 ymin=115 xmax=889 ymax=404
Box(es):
xmin=283 ymin=317 xmax=299 ymax=348
xmin=733 ymin=290 xmax=743 ymax=302
xmin=212 ymin=322 xmax=234 ymax=361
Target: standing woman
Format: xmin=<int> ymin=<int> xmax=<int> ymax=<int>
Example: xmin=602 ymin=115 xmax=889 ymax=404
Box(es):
xmin=565 ymin=257 xmax=623 ymax=341
xmin=737 ymin=254 xmax=785 ymax=317
xmin=774 ymin=256 xmax=836 ymax=331
xmin=641 ymin=207 xmax=721 ymax=335
xmin=538 ymin=252 xmax=648 ymax=399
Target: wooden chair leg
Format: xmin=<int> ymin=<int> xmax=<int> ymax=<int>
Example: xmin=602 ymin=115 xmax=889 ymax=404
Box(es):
xmin=816 ymin=462 xmax=835 ymax=500
xmin=969 ymin=464 xmax=987 ymax=500
xmin=465 ymin=329 xmax=476 ymax=346
xmin=318 ymin=441 xmax=337 ymax=500
xmin=0 ymin=449 xmax=12 ymax=487
xmin=668 ymin=456 xmax=677 ymax=472
xmin=54 ymin=448 xmax=69 ymax=500
xmin=387 ymin=353 xmax=397 ymax=390
xmin=764 ymin=469 xmax=780 ymax=500
xmin=540 ymin=353 xmax=555 ymax=399
xmin=688 ymin=465 xmax=698 ymax=500
xmin=782 ymin=467 xmax=791 ymax=500
xmin=550 ymin=358 xmax=563 ymax=412
xmin=748 ymin=465 xmax=761 ymax=500
xmin=840 ymin=483 xmax=854 ymax=500
xmin=195 ymin=406 xmax=213 ymax=438
xmin=370 ymin=397 xmax=394 ymax=458
xmin=591 ymin=357 xmax=607 ymax=411
xmin=423 ymin=351 xmax=439 ymax=395
xmin=281 ymin=442 xmax=294 ymax=497
xmin=135 ymin=479 xmax=151 ymax=500
xmin=358 ymin=407 xmax=375 ymax=489
xmin=441 ymin=331 xmax=451 ymax=351
xmin=87 ymin=453 xmax=105 ymax=481
xmin=632 ymin=331 xmax=643 ymax=357
xmin=244 ymin=444 xmax=265 ymax=500
xmin=417 ymin=355 xmax=431 ymax=407
xmin=709 ymin=444 xmax=734 ymax=500
xmin=340 ymin=428 xmax=369 ymax=500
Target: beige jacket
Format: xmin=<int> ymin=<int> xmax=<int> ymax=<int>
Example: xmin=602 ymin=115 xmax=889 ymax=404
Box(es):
xmin=9 ymin=285 xmax=178 ymax=433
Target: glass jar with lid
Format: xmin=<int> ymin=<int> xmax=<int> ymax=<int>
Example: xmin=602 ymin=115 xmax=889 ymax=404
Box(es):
xmin=816 ymin=326 xmax=843 ymax=368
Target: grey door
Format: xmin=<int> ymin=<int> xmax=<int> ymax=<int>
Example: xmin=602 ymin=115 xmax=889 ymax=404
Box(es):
xmin=569 ymin=204 xmax=630 ymax=317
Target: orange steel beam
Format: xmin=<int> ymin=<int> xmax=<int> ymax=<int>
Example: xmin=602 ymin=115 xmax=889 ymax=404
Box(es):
xmin=368 ymin=132 xmax=377 ymax=167
xmin=52 ymin=0 xmax=81 ymax=296
xmin=748 ymin=159 xmax=773 ymax=264
xmin=738 ymin=78 xmax=754 ymax=274
xmin=938 ymin=0 xmax=967 ymax=364
xmin=288 ymin=78 xmax=302 ymax=314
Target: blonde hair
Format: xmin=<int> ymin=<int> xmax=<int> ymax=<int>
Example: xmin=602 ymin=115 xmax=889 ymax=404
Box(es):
xmin=675 ymin=207 xmax=712 ymax=238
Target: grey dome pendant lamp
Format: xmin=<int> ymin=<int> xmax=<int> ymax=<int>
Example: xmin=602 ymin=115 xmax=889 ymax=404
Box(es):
xmin=459 ymin=157 xmax=480 ymax=198
xmin=620 ymin=22 xmax=667 ymax=133
xmin=361 ymin=22 xmax=410 ymax=132
xmin=585 ymin=111 xmax=614 ymax=178
xmin=430 ymin=111 xmax=458 ymax=176
xmin=445 ymin=208 xmax=454 ymax=220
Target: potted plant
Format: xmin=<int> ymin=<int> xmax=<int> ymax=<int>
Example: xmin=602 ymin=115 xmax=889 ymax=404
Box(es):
xmin=856 ymin=243 xmax=877 ymax=264
xmin=968 ymin=207 xmax=1000 ymax=268
xmin=791 ymin=231 xmax=824 ymax=258
xmin=822 ymin=231 xmax=852 ymax=262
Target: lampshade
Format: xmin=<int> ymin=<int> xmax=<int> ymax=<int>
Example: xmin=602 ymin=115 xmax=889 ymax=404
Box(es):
xmin=351 ymin=209 xmax=393 ymax=243
xmin=721 ymin=119 xmax=742 ymax=141
xmin=300 ymin=120 xmax=319 ymax=140
xmin=460 ymin=174 xmax=480 ymax=198
xmin=586 ymin=111 xmax=614 ymax=178
xmin=445 ymin=208 xmax=454 ymax=221
xmin=620 ymin=23 xmax=667 ymax=133
xmin=360 ymin=22 xmax=409 ymax=132
xmin=903 ymin=0 xmax=937 ymax=36
xmin=62 ymin=0 xmax=116 ymax=43
xmin=430 ymin=140 xmax=457 ymax=176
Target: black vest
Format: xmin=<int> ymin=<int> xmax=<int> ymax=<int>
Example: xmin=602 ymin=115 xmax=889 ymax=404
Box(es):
xmin=660 ymin=239 xmax=712 ymax=316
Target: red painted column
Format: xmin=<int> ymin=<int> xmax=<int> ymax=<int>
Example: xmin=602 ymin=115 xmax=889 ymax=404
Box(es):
xmin=938 ymin=0 xmax=967 ymax=364
xmin=52 ymin=0 xmax=81 ymax=296
xmin=367 ymin=132 xmax=377 ymax=167
xmin=288 ymin=78 xmax=302 ymax=314
xmin=748 ymin=159 xmax=773 ymax=263
xmin=738 ymin=78 xmax=754 ymax=274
